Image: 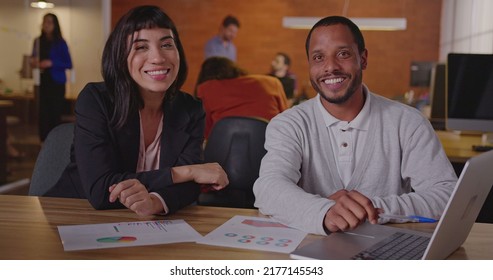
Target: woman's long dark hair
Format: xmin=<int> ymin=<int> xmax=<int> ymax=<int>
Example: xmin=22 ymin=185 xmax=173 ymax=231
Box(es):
xmin=41 ymin=13 xmax=64 ymax=41
xmin=102 ymin=5 xmax=188 ymax=129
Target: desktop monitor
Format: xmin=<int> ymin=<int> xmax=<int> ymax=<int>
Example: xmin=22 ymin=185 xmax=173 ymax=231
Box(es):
xmin=410 ymin=61 xmax=434 ymax=87
xmin=429 ymin=63 xmax=446 ymax=130
xmin=447 ymin=53 xmax=493 ymax=143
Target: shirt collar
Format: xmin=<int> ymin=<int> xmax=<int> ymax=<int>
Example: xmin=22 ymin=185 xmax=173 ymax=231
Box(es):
xmin=316 ymin=85 xmax=371 ymax=131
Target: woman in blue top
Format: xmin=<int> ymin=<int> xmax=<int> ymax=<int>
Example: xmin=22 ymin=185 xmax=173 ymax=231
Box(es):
xmin=31 ymin=13 xmax=73 ymax=141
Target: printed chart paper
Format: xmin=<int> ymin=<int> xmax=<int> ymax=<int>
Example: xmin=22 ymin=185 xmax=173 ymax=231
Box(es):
xmin=58 ymin=219 xmax=201 ymax=251
xmin=198 ymin=215 xmax=307 ymax=253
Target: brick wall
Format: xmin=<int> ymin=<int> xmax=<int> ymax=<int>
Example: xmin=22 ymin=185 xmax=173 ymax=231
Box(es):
xmin=112 ymin=0 xmax=441 ymax=99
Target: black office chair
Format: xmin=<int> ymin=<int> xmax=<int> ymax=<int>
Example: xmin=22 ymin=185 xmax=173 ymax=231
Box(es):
xmin=198 ymin=116 xmax=268 ymax=208
xmin=29 ymin=123 xmax=74 ymax=196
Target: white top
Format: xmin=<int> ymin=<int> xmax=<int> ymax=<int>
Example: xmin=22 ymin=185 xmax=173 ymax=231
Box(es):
xmin=317 ymin=94 xmax=371 ymax=187
xmin=136 ymin=113 xmax=169 ymax=214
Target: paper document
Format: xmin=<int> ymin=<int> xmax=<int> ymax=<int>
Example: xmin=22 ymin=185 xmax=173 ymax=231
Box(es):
xmin=198 ymin=215 xmax=307 ymax=254
xmin=58 ymin=219 xmax=201 ymax=251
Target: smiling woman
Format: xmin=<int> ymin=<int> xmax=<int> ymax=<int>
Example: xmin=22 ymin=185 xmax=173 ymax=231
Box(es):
xmin=127 ymin=29 xmax=179 ymax=99
xmin=43 ymin=5 xmax=229 ymax=217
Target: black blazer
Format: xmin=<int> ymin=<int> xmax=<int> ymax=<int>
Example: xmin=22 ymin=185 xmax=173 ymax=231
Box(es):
xmin=47 ymin=82 xmax=204 ymax=214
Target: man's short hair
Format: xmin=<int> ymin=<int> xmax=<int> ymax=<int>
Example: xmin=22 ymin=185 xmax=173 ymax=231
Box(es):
xmin=222 ymin=15 xmax=240 ymax=28
xmin=305 ymin=16 xmax=365 ymax=58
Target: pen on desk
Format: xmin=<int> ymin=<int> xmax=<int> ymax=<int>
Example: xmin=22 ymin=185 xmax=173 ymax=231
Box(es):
xmin=379 ymin=214 xmax=438 ymax=223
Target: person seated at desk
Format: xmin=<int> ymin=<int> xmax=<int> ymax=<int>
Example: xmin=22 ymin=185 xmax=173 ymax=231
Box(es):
xmin=45 ymin=5 xmax=229 ymax=216
xmin=268 ymin=52 xmax=298 ymax=106
xmin=253 ymin=16 xmax=457 ymax=235
xmin=195 ymin=56 xmax=289 ymax=139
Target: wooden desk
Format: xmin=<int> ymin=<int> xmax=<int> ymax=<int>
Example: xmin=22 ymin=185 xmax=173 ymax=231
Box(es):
xmin=0 ymin=91 xmax=76 ymax=124
xmin=436 ymin=130 xmax=484 ymax=163
xmin=0 ymin=92 xmax=36 ymax=124
xmin=1 ymin=195 xmax=492 ymax=260
xmin=0 ymin=100 xmax=13 ymax=183
xmin=0 ymin=195 xmax=285 ymax=260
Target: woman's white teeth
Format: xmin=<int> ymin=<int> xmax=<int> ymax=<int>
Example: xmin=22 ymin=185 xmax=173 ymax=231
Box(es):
xmin=324 ymin=77 xmax=344 ymax=85
xmin=147 ymin=69 xmax=168 ymax=75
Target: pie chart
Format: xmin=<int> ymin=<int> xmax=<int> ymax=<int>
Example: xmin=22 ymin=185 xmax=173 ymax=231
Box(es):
xmin=96 ymin=236 xmax=137 ymax=243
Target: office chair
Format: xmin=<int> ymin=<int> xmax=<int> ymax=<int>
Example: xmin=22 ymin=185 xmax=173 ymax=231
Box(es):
xmin=198 ymin=116 xmax=268 ymax=208
xmin=29 ymin=123 xmax=74 ymax=196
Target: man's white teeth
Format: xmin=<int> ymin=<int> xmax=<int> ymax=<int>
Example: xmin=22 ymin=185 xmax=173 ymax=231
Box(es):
xmin=147 ymin=69 xmax=168 ymax=75
xmin=324 ymin=77 xmax=344 ymax=85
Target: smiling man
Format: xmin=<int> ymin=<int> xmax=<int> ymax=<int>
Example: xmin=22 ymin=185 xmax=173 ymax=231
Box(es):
xmin=253 ymin=16 xmax=457 ymax=235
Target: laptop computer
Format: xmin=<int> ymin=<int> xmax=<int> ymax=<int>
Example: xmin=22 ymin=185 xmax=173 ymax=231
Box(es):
xmin=290 ymin=150 xmax=493 ymax=260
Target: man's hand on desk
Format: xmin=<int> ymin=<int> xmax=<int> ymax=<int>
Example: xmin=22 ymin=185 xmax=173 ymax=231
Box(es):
xmin=324 ymin=190 xmax=380 ymax=233
xmin=109 ymin=179 xmax=164 ymax=216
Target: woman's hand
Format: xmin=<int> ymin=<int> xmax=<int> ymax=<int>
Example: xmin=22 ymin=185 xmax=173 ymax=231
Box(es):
xmin=39 ymin=59 xmax=52 ymax=69
xmin=108 ymin=179 xmax=163 ymax=216
xmin=172 ymin=163 xmax=229 ymax=190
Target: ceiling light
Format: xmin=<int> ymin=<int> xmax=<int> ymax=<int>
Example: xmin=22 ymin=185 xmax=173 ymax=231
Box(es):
xmin=30 ymin=1 xmax=55 ymax=9
xmin=282 ymin=17 xmax=407 ymax=31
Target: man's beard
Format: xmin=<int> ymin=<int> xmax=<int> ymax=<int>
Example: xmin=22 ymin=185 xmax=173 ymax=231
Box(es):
xmin=311 ymin=69 xmax=362 ymax=104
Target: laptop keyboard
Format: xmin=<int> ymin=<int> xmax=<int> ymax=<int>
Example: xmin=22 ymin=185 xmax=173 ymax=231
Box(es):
xmin=351 ymin=232 xmax=430 ymax=260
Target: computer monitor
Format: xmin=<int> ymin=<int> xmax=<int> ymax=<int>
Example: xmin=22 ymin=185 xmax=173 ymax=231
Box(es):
xmin=447 ymin=53 xmax=493 ymax=144
xmin=410 ymin=61 xmax=434 ymax=87
xmin=429 ymin=63 xmax=446 ymax=130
